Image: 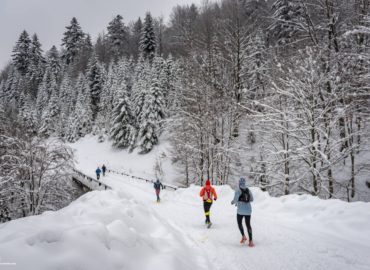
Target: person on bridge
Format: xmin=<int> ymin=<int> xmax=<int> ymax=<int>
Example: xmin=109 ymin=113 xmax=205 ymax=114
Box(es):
xmin=102 ymin=164 xmax=106 ymax=176
xmin=200 ymin=179 xmax=217 ymax=227
xmin=96 ymin=167 xmax=102 ymax=180
xmin=231 ymin=177 xmax=254 ymax=247
xmin=154 ymin=179 xmax=164 ymax=203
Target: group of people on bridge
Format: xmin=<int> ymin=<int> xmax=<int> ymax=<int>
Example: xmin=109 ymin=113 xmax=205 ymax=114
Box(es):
xmin=95 ymin=165 xmax=106 ymax=180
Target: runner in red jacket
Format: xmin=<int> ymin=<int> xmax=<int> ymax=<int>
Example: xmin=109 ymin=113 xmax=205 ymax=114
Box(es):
xmin=200 ymin=179 xmax=217 ymax=226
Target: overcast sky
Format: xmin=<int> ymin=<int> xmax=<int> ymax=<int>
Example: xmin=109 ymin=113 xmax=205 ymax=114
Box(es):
xmin=0 ymin=0 xmax=201 ymax=69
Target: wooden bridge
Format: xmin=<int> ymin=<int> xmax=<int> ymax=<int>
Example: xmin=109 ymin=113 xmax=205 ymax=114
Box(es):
xmin=72 ymin=169 xmax=112 ymax=191
xmin=72 ymin=168 xmax=179 ymax=192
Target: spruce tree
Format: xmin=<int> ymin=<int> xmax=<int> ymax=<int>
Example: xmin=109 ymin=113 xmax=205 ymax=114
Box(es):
xmin=140 ymin=12 xmax=156 ymax=60
xmin=29 ymin=34 xmax=44 ymax=70
xmin=61 ymin=17 xmax=85 ymax=65
xmin=66 ymin=74 xmax=92 ymax=142
xmin=107 ymin=15 xmax=128 ymax=59
xmin=12 ymin=30 xmax=32 ymax=75
xmin=27 ymin=34 xmax=45 ymax=97
xmin=58 ymin=75 xmax=74 ymax=137
xmin=110 ymin=81 xmax=135 ymax=149
xmin=46 ymin=46 xmax=62 ymax=80
xmin=138 ymin=77 xmax=165 ymax=153
xmin=131 ymin=17 xmax=143 ymax=58
xmin=36 ymin=67 xmax=57 ymax=119
xmin=39 ymin=79 xmax=59 ymax=137
xmin=99 ymin=62 xmax=116 ymax=124
xmin=73 ymin=34 xmax=93 ymax=74
xmin=132 ymin=56 xmax=150 ymax=128
xmin=86 ymin=54 xmax=105 ymax=121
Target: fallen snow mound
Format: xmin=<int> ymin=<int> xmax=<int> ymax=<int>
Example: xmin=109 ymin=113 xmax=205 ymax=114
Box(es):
xmin=0 ymin=189 xmax=208 ymax=270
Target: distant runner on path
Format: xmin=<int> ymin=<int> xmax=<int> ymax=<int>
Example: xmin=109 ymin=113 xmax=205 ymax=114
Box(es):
xmin=102 ymin=164 xmax=106 ymax=176
xmin=154 ymin=179 xmax=164 ymax=203
xmin=96 ymin=167 xmax=102 ymax=180
xmin=231 ymin=177 xmax=254 ymax=247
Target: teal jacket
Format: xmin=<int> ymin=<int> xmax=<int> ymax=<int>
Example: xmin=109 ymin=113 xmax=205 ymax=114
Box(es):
xmin=231 ymin=188 xmax=253 ymax=216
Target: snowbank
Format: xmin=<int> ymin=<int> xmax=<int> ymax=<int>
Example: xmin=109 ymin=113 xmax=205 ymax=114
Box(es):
xmin=0 ymin=190 xmax=208 ymax=270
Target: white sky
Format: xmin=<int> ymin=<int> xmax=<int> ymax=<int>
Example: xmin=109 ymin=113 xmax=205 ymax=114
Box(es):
xmin=0 ymin=0 xmax=201 ymax=69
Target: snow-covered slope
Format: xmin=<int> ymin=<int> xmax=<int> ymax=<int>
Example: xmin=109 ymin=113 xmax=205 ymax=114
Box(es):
xmin=69 ymin=135 xmax=179 ymax=184
xmin=1 ymin=173 xmax=370 ymax=270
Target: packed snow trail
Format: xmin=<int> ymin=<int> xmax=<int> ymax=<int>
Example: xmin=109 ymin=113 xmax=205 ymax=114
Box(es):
xmin=94 ymin=172 xmax=370 ymax=270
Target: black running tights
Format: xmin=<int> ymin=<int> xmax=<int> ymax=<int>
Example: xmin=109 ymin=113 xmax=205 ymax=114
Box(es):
xmin=237 ymin=214 xmax=252 ymax=240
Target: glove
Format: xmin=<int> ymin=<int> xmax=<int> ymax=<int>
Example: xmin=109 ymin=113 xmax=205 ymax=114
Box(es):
xmin=214 ymin=198 xmax=217 ymax=201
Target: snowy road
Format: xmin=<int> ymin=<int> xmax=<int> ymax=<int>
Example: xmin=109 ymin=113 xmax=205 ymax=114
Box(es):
xmin=97 ymin=172 xmax=370 ymax=270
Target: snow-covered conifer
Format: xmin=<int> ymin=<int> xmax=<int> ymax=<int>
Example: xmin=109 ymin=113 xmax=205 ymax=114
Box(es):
xmin=61 ymin=17 xmax=85 ymax=65
xmin=86 ymin=54 xmax=105 ymax=121
xmin=138 ymin=76 xmax=165 ymax=153
xmin=140 ymin=12 xmax=156 ymax=60
xmin=107 ymin=15 xmax=128 ymax=59
xmin=12 ymin=30 xmax=32 ymax=74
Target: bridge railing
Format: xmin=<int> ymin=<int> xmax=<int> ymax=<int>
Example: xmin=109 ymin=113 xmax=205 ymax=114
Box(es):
xmin=107 ymin=169 xmax=178 ymax=191
xmin=72 ymin=169 xmax=112 ymax=191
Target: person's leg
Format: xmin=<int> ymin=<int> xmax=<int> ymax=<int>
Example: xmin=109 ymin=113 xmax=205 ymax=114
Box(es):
xmin=156 ymin=189 xmax=160 ymax=201
xmin=204 ymin=201 xmax=212 ymax=223
xmin=237 ymin=214 xmax=244 ymax=236
xmin=203 ymin=202 xmax=207 ymax=223
xmin=245 ymin=215 xmax=253 ymax=242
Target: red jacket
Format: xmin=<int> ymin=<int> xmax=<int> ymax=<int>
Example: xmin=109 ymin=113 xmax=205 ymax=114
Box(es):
xmin=200 ymin=184 xmax=217 ymax=202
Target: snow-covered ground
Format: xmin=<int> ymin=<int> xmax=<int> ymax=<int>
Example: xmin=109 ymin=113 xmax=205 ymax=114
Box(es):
xmin=69 ymin=135 xmax=180 ymax=184
xmin=1 ymin=137 xmax=370 ymax=270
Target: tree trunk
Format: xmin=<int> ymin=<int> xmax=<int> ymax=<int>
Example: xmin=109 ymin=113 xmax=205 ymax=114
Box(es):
xmin=351 ymin=150 xmax=355 ymax=198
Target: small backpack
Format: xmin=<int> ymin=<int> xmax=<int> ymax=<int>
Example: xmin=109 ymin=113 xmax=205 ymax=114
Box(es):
xmin=238 ymin=188 xmax=250 ymax=203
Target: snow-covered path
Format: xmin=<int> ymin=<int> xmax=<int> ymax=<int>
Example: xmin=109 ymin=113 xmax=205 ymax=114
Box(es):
xmin=96 ymin=172 xmax=370 ymax=270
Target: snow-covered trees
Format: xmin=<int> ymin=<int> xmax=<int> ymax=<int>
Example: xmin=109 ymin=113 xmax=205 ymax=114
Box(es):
xmin=130 ymin=17 xmax=143 ymax=58
xmin=1 ymin=3 xmax=370 ymax=202
xmin=86 ymin=55 xmax=105 ymax=121
xmin=46 ymin=46 xmax=61 ymax=79
xmin=61 ymin=17 xmax=85 ymax=65
xmin=0 ymin=114 xmax=74 ymax=220
xmin=66 ymin=74 xmax=93 ymax=142
xmin=269 ymin=0 xmax=305 ymax=45
xmin=27 ymin=34 xmax=45 ymax=94
xmin=39 ymin=81 xmax=60 ymax=137
xmin=12 ymin=30 xmax=32 ymax=75
xmin=110 ymin=87 xmax=136 ymax=149
xmin=107 ymin=15 xmax=128 ymax=59
xmin=138 ymin=77 xmax=165 ymax=153
xmin=140 ymin=12 xmax=156 ymax=60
